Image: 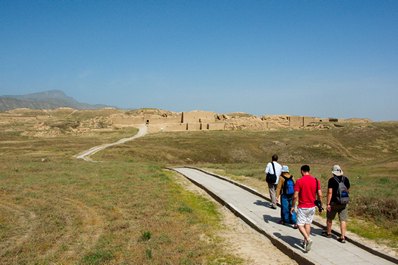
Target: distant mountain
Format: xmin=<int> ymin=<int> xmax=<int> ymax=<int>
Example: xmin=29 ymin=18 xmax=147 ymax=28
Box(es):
xmin=0 ymin=90 xmax=111 ymax=111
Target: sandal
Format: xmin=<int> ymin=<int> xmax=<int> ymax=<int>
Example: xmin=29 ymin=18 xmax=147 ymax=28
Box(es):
xmin=337 ymin=237 xmax=346 ymax=243
xmin=321 ymin=230 xmax=332 ymax=238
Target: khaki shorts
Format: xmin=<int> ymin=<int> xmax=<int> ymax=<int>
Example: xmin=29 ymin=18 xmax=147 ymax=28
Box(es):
xmin=327 ymin=203 xmax=348 ymax=222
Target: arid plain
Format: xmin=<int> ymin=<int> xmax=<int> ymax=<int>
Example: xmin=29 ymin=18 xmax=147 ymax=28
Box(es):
xmin=0 ymin=108 xmax=397 ymax=264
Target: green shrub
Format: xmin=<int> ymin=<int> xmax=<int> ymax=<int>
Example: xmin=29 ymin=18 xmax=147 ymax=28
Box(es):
xmin=139 ymin=231 xmax=152 ymax=242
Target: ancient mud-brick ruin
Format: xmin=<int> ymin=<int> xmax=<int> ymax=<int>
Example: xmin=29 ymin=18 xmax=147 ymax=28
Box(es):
xmin=0 ymin=108 xmax=371 ymax=138
xmin=111 ymin=110 xmax=225 ymax=133
xmin=109 ymin=109 xmax=367 ymax=133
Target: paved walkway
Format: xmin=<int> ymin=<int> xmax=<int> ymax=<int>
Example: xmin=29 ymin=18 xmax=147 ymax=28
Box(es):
xmin=172 ymin=167 xmax=397 ymax=265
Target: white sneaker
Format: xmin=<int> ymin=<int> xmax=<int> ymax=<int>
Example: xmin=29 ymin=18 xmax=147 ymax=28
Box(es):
xmin=306 ymin=238 xmax=313 ymax=252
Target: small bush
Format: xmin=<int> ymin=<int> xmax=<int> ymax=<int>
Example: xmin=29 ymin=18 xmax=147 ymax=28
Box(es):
xmin=352 ymin=196 xmax=398 ymax=220
xmin=139 ymin=231 xmax=152 ymax=242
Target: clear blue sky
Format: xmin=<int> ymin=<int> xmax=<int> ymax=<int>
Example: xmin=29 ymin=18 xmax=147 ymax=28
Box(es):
xmin=1 ymin=1 xmax=397 ymax=121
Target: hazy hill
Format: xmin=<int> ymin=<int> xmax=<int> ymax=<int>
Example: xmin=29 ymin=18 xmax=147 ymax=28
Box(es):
xmin=0 ymin=90 xmax=110 ymax=111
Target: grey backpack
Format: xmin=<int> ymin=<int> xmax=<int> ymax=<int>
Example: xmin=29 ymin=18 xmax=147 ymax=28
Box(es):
xmin=334 ymin=176 xmax=349 ymax=204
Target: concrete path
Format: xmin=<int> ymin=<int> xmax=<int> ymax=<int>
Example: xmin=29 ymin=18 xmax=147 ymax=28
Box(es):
xmin=172 ymin=167 xmax=397 ymax=265
xmin=75 ymin=125 xmax=147 ymax=161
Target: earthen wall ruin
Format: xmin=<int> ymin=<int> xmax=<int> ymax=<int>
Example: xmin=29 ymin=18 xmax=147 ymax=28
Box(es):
xmin=182 ymin=111 xmax=216 ymax=123
xmin=108 ymin=110 xmax=366 ymax=133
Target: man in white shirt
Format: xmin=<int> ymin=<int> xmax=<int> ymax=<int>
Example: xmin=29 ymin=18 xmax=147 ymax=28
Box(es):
xmin=265 ymin=154 xmax=282 ymax=209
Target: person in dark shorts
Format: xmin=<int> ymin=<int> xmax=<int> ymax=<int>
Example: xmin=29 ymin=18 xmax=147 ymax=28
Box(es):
xmin=323 ymin=165 xmax=351 ymax=243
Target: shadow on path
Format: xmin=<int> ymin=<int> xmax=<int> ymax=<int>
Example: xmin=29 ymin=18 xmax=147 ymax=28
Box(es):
xmin=263 ymin=214 xmax=280 ymax=224
xmin=274 ymin=232 xmax=305 ymax=253
xmin=254 ymin=199 xmax=273 ymax=208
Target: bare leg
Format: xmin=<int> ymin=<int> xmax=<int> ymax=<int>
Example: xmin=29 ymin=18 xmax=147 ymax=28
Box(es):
xmin=298 ymin=225 xmax=310 ymax=241
xmin=327 ymin=219 xmax=333 ymax=234
xmin=305 ymin=224 xmax=311 ymax=238
xmin=340 ymin=221 xmax=346 ymax=239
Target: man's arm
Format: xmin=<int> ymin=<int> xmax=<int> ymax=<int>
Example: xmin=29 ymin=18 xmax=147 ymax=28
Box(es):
xmin=317 ymin=179 xmax=323 ymax=202
xmin=326 ymin=187 xmax=333 ymax=212
xmin=290 ymin=191 xmax=298 ymax=213
xmin=275 ymin=178 xmax=283 ymax=202
xmin=317 ymin=187 xmax=323 ymax=199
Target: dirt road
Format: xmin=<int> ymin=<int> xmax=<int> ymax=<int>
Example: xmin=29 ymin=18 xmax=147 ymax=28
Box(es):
xmin=75 ymin=124 xmax=147 ymax=161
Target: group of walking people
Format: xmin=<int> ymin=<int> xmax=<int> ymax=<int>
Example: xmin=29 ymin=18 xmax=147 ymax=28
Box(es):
xmin=265 ymin=154 xmax=350 ymax=253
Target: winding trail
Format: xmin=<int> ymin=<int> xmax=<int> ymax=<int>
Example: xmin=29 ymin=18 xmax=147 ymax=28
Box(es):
xmin=75 ymin=124 xmax=147 ymax=161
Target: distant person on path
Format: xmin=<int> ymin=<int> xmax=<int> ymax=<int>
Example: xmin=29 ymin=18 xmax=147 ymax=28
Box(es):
xmin=276 ymin=165 xmax=297 ymax=228
xmin=323 ymin=165 xmax=351 ymax=243
xmin=265 ymin=154 xmax=282 ymax=209
xmin=291 ymin=165 xmax=322 ymax=253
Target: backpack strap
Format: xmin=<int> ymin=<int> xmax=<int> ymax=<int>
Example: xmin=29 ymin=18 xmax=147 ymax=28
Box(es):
xmin=281 ymin=175 xmax=292 ymax=194
xmin=271 ymin=162 xmax=276 ymax=175
xmin=334 ymin=175 xmax=344 ymax=183
xmin=282 ymin=175 xmax=293 ymax=181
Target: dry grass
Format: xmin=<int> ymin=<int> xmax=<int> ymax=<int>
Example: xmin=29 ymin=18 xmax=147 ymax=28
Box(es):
xmin=1 ymin=111 xmax=397 ymax=264
xmin=0 ymin=124 xmax=241 ymax=264
xmin=97 ymin=123 xmax=398 ymax=248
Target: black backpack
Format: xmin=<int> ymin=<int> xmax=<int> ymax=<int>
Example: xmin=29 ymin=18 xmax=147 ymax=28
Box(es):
xmin=266 ymin=162 xmax=277 ymax=184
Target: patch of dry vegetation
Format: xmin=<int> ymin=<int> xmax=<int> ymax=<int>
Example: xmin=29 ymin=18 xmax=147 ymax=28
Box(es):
xmin=100 ymin=123 xmax=398 ymax=249
xmin=1 ymin=109 xmax=397 ymax=263
xmin=0 ymin=119 xmax=240 ymax=264
xmin=0 ymin=108 xmax=120 ymax=138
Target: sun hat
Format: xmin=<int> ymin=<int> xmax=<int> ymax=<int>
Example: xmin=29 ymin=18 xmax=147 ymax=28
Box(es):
xmin=332 ymin=165 xmax=344 ymax=176
xmin=281 ymin=165 xmax=289 ymax=173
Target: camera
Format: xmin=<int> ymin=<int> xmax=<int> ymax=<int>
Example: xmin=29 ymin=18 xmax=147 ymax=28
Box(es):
xmin=314 ymin=200 xmax=323 ymax=212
